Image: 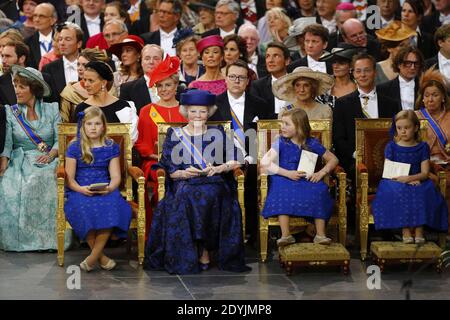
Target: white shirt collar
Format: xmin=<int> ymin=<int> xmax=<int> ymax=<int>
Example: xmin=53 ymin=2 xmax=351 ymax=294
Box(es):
xmin=399 ymin=75 xmax=414 ymax=85
xmin=85 ymin=14 xmax=101 ymax=24
xmin=63 ymin=56 xmax=77 ymax=68
xmin=220 ymin=27 xmax=236 ymax=38
xmin=228 ymin=91 xmax=246 ymax=105
xmin=39 ymin=32 xmax=52 ymax=43
xmin=358 ymin=87 xmax=376 ymax=99
xmin=439 ymin=51 xmax=450 ymax=64
xmin=160 ymin=28 xmax=177 ymax=38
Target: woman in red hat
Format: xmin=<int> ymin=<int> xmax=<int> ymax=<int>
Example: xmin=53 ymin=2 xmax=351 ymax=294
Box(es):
xmin=188 ymin=35 xmax=227 ymax=95
xmin=108 ymin=35 xmax=144 ymax=96
xmin=134 ymin=55 xmax=187 ymax=237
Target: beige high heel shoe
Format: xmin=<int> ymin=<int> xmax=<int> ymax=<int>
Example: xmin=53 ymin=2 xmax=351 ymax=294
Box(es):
xmin=100 ymin=259 xmax=117 ymax=271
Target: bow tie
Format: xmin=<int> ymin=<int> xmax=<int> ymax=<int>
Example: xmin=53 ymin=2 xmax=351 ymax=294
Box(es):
xmin=400 ymin=81 xmax=414 ymax=89
xmin=240 ymin=0 xmax=255 ymax=10
xmin=249 ymin=54 xmax=258 ymax=66
xmin=232 ymin=96 xmax=245 ymax=105
xmin=439 ymin=13 xmax=450 ymax=24
xmin=65 ymin=60 xmax=77 ymax=69
xmin=86 ymin=16 xmax=100 ymax=25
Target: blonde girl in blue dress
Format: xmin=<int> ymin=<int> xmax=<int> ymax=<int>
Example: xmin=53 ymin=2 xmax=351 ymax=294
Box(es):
xmin=65 ymin=106 xmax=132 ymax=271
xmin=261 ymin=108 xmax=339 ymax=246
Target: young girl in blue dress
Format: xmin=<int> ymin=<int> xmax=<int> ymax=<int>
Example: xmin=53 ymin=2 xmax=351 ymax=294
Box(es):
xmin=261 ymin=108 xmax=339 ymax=246
xmin=372 ymin=110 xmax=448 ymax=244
xmin=65 ymin=106 xmax=132 ymax=271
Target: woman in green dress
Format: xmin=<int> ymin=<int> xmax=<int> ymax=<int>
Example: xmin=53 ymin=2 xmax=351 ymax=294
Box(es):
xmin=0 ymin=65 xmax=71 ymax=251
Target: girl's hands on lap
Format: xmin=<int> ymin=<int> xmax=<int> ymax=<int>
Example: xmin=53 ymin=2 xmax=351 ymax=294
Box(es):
xmin=309 ymin=170 xmax=326 ymax=183
xmin=92 ymin=186 xmax=112 ymax=195
xmin=392 ymin=176 xmax=410 ymax=183
xmin=408 ymin=180 xmax=421 ymax=186
xmin=286 ymin=170 xmax=305 ymax=181
xmin=79 ymin=186 xmax=96 ymax=197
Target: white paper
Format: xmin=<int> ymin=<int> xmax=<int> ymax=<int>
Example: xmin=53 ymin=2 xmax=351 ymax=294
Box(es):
xmin=382 ymin=159 xmax=411 ymax=179
xmin=297 ymin=150 xmax=318 ymax=178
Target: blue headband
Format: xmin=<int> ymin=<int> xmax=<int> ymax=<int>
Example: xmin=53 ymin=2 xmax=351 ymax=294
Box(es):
xmin=77 ymin=111 xmax=85 ymax=141
xmin=180 ymin=89 xmax=216 ymax=106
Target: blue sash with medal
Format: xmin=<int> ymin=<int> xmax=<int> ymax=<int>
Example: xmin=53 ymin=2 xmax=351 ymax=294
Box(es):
xmin=230 ymin=108 xmax=246 ymax=152
xmin=10 ymin=104 xmax=51 ymax=153
xmin=420 ymin=107 xmax=448 ymax=151
xmin=173 ymin=127 xmax=207 ymax=169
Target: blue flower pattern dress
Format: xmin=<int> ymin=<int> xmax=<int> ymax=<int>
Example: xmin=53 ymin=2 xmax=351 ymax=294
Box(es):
xmin=262 ymin=137 xmax=334 ymax=221
xmin=372 ymin=141 xmax=448 ymax=231
xmin=64 ymin=140 xmax=132 ymax=240
xmin=0 ymin=101 xmax=72 ymax=251
xmin=144 ymin=126 xmax=250 ymax=274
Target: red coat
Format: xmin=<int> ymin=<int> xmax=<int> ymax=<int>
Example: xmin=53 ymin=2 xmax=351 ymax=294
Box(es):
xmin=86 ymin=32 xmax=109 ymax=50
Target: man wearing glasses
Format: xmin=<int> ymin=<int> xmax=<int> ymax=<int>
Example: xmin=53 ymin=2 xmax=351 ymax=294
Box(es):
xmin=341 ymin=18 xmax=381 ymax=61
xmin=211 ymin=59 xmax=271 ymax=246
xmin=25 ymin=2 xmax=57 ymax=69
xmin=378 ymin=47 xmax=424 ymax=111
xmin=141 ymin=0 xmax=181 ymax=57
xmin=202 ymin=0 xmax=241 ymax=38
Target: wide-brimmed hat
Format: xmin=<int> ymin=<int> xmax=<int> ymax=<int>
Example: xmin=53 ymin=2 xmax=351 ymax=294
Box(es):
xmin=319 ymin=43 xmax=365 ymax=62
xmin=197 ymin=35 xmax=224 ymax=53
xmin=11 ymin=65 xmax=51 ymax=97
xmin=148 ymin=55 xmax=180 ymax=87
xmin=272 ymin=67 xmax=334 ymax=102
xmin=283 ymin=17 xmax=317 ymax=49
xmin=375 ymin=21 xmax=416 ymax=42
xmin=188 ymin=0 xmax=217 ymax=12
xmin=107 ymin=35 xmax=144 ymax=59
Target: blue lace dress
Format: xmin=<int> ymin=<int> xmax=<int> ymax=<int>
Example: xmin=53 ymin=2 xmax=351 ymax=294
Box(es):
xmin=64 ymin=140 xmax=132 ymax=240
xmin=372 ymin=141 xmax=448 ymax=231
xmin=261 ymin=137 xmax=334 ymax=221
xmin=144 ymin=126 xmax=250 ymax=274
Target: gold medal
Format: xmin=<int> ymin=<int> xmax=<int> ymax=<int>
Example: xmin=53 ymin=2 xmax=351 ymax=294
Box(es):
xmin=445 ymin=143 xmax=450 ymax=154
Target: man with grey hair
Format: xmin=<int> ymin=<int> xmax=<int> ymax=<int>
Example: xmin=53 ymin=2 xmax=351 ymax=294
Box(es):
xmin=202 ymin=0 xmax=240 ymax=38
xmin=141 ymin=0 xmax=181 ymax=56
xmin=341 ymin=18 xmax=381 ymax=61
xmin=120 ymin=44 xmax=165 ymax=113
xmin=99 ymin=19 xmax=129 ymax=71
xmin=238 ymin=23 xmax=267 ymax=78
xmin=25 ymin=2 xmax=57 ymax=69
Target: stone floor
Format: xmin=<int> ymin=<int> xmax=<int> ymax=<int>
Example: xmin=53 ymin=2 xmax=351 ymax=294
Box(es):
xmin=1 ymin=242 xmax=449 ymax=300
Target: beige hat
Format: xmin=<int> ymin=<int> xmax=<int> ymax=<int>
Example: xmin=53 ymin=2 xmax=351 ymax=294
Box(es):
xmin=375 ymin=20 xmax=416 ymax=42
xmin=272 ymin=67 xmax=334 ymax=102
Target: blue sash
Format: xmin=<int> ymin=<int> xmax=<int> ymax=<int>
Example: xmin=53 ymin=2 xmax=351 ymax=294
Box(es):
xmin=286 ymin=104 xmax=293 ymax=110
xmin=420 ymin=107 xmax=448 ymax=151
xmin=10 ymin=104 xmax=51 ymax=153
xmin=230 ymin=109 xmax=246 ymax=151
xmin=173 ymin=127 xmax=207 ymax=169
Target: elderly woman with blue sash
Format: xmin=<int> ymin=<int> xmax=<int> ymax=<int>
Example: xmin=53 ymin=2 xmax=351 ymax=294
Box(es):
xmin=0 ymin=65 xmax=71 ymax=251
xmin=415 ymin=68 xmax=450 ymax=233
xmin=144 ymin=89 xmax=251 ymax=274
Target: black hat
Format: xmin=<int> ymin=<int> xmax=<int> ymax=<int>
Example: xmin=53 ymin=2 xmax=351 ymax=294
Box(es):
xmin=319 ymin=43 xmax=366 ymax=63
xmin=85 ymin=61 xmax=114 ymax=81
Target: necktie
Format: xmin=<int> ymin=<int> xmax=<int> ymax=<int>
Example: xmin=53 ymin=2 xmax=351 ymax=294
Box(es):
xmin=40 ymin=41 xmax=52 ymax=53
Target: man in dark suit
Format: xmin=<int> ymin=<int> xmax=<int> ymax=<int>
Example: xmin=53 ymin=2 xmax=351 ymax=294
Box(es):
xmin=421 ymin=0 xmax=450 ymax=35
xmin=425 ymin=24 xmax=450 ymax=84
xmin=288 ymin=24 xmax=333 ymax=74
xmin=327 ymin=2 xmax=357 ymax=49
xmin=210 ymin=60 xmax=271 ymax=245
xmin=340 ymin=18 xmax=381 ymax=61
xmin=25 ymin=2 xmax=57 ymax=69
xmin=42 ymin=23 xmax=83 ymax=103
xmin=0 ymin=41 xmax=29 ymax=106
xmin=202 ymin=0 xmax=241 ymax=38
xmin=79 ymin=0 xmax=105 ymax=46
xmin=333 ymin=53 xmax=400 ymax=174
xmin=377 ymin=47 xmax=423 ymax=111
xmin=238 ymin=23 xmax=267 ymax=78
xmin=140 ymin=0 xmax=181 ymax=57
xmin=120 ymin=44 xmax=164 ymax=113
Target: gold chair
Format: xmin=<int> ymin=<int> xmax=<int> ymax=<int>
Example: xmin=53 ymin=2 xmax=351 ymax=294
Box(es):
xmin=356 ymin=119 xmax=447 ymax=261
xmin=257 ymin=119 xmax=347 ymax=263
xmin=56 ymin=123 xmax=146 ymax=266
xmin=155 ymin=121 xmax=246 ymax=237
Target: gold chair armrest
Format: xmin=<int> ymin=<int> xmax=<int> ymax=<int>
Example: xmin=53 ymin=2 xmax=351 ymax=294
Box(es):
xmin=438 ymin=170 xmax=447 ymax=197
xmin=157 ymin=168 xmax=166 ymax=201
xmin=127 ymin=166 xmax=144 ymax=182
xmin=233 ymin=166 xmax=246 ymax=239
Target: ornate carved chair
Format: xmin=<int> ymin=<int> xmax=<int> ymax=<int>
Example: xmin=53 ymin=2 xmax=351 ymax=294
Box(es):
xmin=56 ymin=123 xmax=146 ymax=266
xmin=356 ymin=119 xmax=447 ymax=262
xmin=156 ymin=121 xmax=246 ymax=237
xmin=257 ymin=119 xmax=348 ymax=263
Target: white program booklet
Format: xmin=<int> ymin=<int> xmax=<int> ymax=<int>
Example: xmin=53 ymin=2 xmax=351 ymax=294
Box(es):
xmin=297 ymin=150 xmax=318 ymax=178
xmin=382 ymin=159 xmax=411 ymax=179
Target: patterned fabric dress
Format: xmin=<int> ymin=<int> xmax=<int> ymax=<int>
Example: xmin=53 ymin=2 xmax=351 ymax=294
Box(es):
xmin=372 ymin=141 xmax=448 ymax=231
xmin=0 ymin=101 xmax=72 ymax=251
xmin=144 ymin=126 xmax=250 ymax=274
xmin=188 ymin=79 xmax=227 ymax=95
xmin=261 ymin=137 xmax=334 ymax=221
xmin=64 ymin=140 xmax=132 ymax=240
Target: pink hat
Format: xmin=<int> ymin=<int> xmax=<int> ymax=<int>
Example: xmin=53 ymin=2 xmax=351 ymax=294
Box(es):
xmin=196 ymin=35 xmax=224 ymax=53
xmin=336 ymin=2 xmax=356 ymax=10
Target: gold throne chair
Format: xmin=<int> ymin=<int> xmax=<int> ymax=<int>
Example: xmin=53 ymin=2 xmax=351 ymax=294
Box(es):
xmin=56 ymin=123 xmax=146 ymax=266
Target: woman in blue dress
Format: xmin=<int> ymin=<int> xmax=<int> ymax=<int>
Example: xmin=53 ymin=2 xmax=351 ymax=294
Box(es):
xmin=144 ymin=89 xmax=250 ymax=274
xmin=261 ymin=108 xmax=339 ymax=246
xmin=372 ymin=110 xmax=448 ymax=244
xmin=64 ymin=106 xmax=132 ymax=271
xmin=0 ymin=66 xmax=72 ymax=251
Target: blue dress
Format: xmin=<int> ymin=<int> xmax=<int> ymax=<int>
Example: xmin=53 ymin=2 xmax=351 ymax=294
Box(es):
xmin=261 ymin=137 xmax=334 ymax=221
xmin=64 ymin=140 xmax=132 ymax=240
xmin=144 ymin=126 xmax=250 ymax=274
xmin=372 ymin=141 xmax=448 ymax=231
